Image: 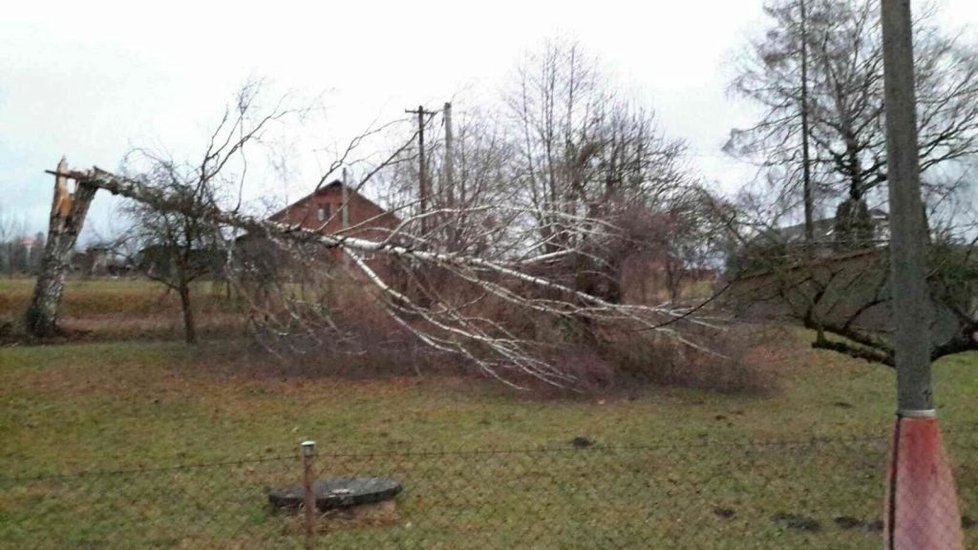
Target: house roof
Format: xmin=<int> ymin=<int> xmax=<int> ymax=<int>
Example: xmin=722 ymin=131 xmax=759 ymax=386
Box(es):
xmin=760 ymin=208 xmax=889 ymax=244
xmin=267 ymin=180 xmax=396 ymax=223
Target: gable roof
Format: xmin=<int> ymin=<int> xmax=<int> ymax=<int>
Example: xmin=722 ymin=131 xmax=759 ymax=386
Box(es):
xmin=267 ymin=180 xmax=396 ymax=223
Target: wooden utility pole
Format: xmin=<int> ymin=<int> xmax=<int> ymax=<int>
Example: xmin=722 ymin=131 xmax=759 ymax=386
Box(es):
xmin=405 ymin=105 xmax=437 ymax=236
xmin=880 ymin=1 xmax=962 ymax=547
xmin=341 ymin=167 xmax=350 ymax=232
xmin=443 ymin=102 xmax=456 ymax=248
xmin=443 ymin=102 xmax=455 ymax=209
xmin=799 ymin=0 xmax=815 ymax=248
xmin=341 ymin=167 xmax=350 ymax=267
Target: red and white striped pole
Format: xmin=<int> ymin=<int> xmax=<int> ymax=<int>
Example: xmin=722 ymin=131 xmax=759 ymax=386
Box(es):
xmin=880 ymin=1 xmax=963 ymax=548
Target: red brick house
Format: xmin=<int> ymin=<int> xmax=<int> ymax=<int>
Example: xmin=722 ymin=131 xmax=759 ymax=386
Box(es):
xmin=263 ymin=180 xmax=401 ymax=277
xmin=269 ymin=180 xmax=400 ymax=240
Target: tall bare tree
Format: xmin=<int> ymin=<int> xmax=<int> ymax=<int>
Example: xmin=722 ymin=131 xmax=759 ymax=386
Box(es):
xmin=504 ymin=38 xmax=696 ymax=302
xmin=728 ymin=0 xmax=978 ymax=248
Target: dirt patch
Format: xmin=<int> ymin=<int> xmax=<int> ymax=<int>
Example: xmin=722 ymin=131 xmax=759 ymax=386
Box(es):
xmin=713 ymin=507 xmax=736 ymax=519
xmin=833 ymin=516 xmax=863 ymax=530
xmin=278 ymin=500 xmax=401 ymax=533
xmin=771 ymin=512 xmax=822 ymax=532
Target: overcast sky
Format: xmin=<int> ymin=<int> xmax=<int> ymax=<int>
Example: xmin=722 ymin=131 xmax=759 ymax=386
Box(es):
xmin=1 ymin=0 xmax=975 ymax=243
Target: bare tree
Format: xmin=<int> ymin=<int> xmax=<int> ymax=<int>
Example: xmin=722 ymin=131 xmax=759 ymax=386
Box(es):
xmin=368 ymin=41 xmax=721 ymax=313
xmin=724 ymin=1 xmax=973 ymax=361
xmin=724 ymin=0 xmax=978 ymax=365
xmin=728 ymin=0 xmax=978 ymax=247
xmin=726 ymin=1 xmax=833 ymax=235
xmin=114 ymin=169 xmax=224 ymax=345
xmin=503 ymin=38 xmax=696 ymax=303
xmin=111 ymin=82 xmax=294 ymax=344
xmin=376 ymin=104 xmax=519 ymax=257
xmin=0 ymin=208 xmax=14 ymax=277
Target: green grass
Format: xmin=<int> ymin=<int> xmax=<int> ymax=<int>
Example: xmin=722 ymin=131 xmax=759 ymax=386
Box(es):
xmin=1 ymin=337 xmax=976 ymax=548
xmin=1 ymin=278 xmax=975 ymax=547
xmin=0 ymin=277 xmax=245 ymax=343
xmin=0 ymin=277 xmax=237 ymax=317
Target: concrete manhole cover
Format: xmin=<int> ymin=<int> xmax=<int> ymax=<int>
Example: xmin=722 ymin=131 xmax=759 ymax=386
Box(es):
xmin=267 ymin=478 xmax=402 ymax=511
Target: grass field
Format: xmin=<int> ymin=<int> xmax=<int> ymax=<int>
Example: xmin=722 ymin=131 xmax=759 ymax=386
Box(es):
xmin=0 ymin=278 xmax=976 ymax=547
xmin=0 ymin=277 xmax=238 ymax=316
xmin=0 ymin=277 xmax=244 ymax=342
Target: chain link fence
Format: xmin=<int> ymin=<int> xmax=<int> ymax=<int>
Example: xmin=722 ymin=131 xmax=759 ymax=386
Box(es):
xmin=2 ymin=431 xmax=975 ymax=548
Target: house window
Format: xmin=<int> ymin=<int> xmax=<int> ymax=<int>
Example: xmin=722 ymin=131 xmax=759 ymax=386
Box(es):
xmin=317 ymin=204 xmax=331 ymax=221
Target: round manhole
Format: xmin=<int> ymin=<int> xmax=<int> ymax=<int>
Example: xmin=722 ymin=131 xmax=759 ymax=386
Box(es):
xmin=267 ymin=478 xmax=402 ymax=511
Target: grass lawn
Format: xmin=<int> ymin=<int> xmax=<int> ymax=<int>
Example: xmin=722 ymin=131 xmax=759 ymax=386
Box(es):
xmin=0 ymin=277 xmax=237 ymax=316
xmin=1 ymin=339 xmax=975 ymax=548
xmin=0 ymin=278 xmax=975 ymax=547
xmin=0 ymin=277 xmax=244 ymax=342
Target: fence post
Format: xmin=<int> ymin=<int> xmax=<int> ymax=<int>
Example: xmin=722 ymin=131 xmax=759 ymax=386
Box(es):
xmin=301 ymin=440 xmax=316 ymax=549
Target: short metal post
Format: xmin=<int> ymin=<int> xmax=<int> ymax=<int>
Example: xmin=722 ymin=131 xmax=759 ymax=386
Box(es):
xmin=301 ymin=440 xmax=316 ymax=549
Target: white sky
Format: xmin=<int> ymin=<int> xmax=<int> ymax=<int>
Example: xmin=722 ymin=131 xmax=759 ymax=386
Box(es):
xmin=1 ymin=0 xmax=975 ymax=242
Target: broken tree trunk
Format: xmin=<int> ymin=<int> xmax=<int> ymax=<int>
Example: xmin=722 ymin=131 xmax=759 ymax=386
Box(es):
xmin=24 ymin=158 xmax=98 ymax=338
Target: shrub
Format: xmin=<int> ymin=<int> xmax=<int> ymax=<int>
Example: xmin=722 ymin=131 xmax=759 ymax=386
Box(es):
xmin=594 ymin=322 xmax=784 ymax=395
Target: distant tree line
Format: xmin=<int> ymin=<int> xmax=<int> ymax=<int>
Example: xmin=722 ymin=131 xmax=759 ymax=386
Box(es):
xmin=0 ymin=231 xmax=45 ymax=277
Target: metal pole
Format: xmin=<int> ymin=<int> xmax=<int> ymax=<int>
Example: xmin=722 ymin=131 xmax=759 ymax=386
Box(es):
xmin=880 ymin=0 xmax=933 ymax=415
xmin=301 ymin=440 xmax=316 ymax=549
xmin=881 ymin=2 xmax=963 ymax=548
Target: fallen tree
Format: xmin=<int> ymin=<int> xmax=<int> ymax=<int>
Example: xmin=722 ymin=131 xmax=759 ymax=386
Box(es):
xmin=726 ymin=238 xmax=978 ymax=366
xmin=43 ymin=163 xmax=725 ymax=388
xmin=26 ymin=75 xmax=733 ymax=389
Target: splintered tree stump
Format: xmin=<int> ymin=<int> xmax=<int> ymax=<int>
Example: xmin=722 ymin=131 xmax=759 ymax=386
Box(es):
xmin=268 ymin=478 xmax=402 ymax=512
xmin=26 ymin=158 xmax=98 ymax=338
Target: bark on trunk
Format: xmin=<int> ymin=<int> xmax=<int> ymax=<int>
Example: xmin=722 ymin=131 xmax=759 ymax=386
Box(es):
xmin=178 ymin=282 xmax=197 ymax=345
xmin=24 ymin=166 xmax=98 ymax=338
